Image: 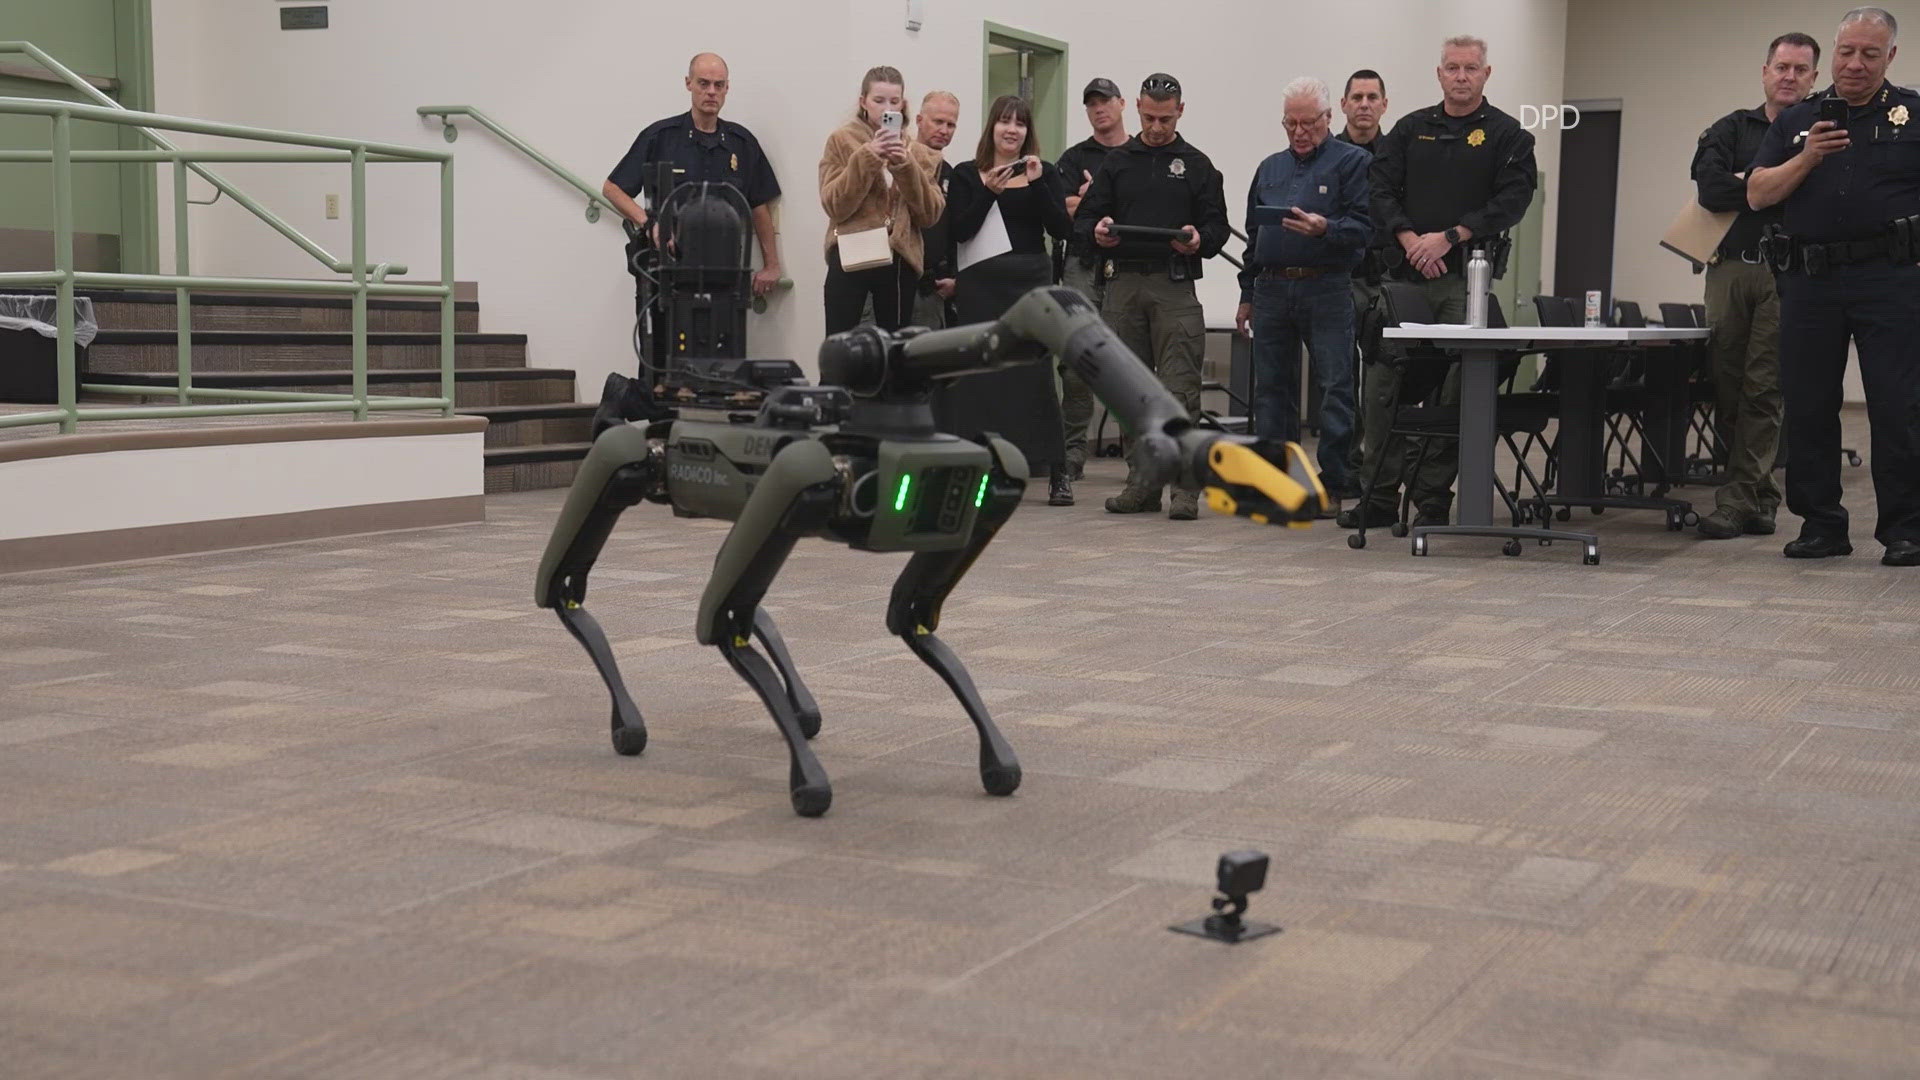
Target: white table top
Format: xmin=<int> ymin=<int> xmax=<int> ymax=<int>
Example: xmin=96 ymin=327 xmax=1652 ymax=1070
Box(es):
xmin=1382 ymin=325 xmax=1710 ymax=348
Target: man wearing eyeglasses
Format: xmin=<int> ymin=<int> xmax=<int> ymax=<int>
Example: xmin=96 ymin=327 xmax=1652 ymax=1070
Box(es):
xmin=1234 ymin=77 xmax=1372 ymax=518
xmin=1343 ymin=34 xmax=1536 ymax=532
xmin=1075 ymin=72 xmax=1232 ymax=521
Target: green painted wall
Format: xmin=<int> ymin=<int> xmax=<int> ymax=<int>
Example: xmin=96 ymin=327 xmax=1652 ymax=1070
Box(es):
xmin=0 ymin=0 xmax=155 ymax=271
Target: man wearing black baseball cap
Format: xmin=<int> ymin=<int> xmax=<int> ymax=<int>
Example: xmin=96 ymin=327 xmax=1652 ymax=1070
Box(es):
xmin=1048 ymin=76 xmax=1132 ymax=503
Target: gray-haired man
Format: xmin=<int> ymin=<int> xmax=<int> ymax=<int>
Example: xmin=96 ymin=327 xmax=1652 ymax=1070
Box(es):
xmin=1234 ymin=76 xmax=1372 ymax=514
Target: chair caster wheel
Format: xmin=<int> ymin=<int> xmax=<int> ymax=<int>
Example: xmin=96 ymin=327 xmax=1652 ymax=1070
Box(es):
xmin=791 ymin=784 xmax=832 ymax=818
xmin=982 ymin=764 xmax=1022 ymax=797
xmin=1683 ymin=511 xmax=1699 ymax=526
xmin=1502 ymin=540 xmax=1523 ymax=556
xmin=1412 ymin=540 xmax=1428 ymax=556
xmin=1390 ymin=522 xmax=1409 ymax=538
xmin=1556 ymin=507 xmax=1571 ymax=521
xmin=1347 ymin=533 xmax=1367 ymax=549
xmin=796 ymin=707 xmax=822 ymax=740
xmin=611 ymin=723 xmax=647 ymax=756
xmin=1590 ymin=506 xmax=1606 ymax=515
xmin=1583 ymin=550 xmax=1601 ymax=566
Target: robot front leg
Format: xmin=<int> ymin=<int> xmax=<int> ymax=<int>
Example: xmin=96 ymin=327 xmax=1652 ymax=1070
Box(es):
xmin=695 ymin=440 xmax=843 ymax=816
xmin=885 ymin=435 xmax=1027 ymax=797
xmin=534 ymin=423 xmax=663 ymax=756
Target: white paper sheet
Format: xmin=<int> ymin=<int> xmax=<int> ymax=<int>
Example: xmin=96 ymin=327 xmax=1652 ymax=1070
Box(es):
xmin=956 ymin=200 xmax=1013 ymax=272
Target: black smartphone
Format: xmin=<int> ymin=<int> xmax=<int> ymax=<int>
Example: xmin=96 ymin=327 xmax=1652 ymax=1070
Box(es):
xmin=1818 ymin=96 xmax=1848 ymax=128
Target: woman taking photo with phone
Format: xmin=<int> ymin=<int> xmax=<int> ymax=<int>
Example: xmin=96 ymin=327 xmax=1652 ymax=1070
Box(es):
xmin=934 ymin=95 xmax=1074 ymax=498
xmin=818 ymin=65 xmax=946 ymax=334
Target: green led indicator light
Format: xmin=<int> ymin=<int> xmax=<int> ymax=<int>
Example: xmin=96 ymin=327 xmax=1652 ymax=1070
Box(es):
xmin=974 ymin=474 xmax=990 ymax=507
xmin=894 ymin=473 xmax=913 ymax=513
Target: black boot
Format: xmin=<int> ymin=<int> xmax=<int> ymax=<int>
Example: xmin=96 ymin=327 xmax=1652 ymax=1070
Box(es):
xmin=1047 ymin=465 xmax=1074 ymax=506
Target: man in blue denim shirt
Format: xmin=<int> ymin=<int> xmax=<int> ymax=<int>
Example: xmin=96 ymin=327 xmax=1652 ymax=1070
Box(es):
xmin=1234 ymin=77 xmax=1372 ymax=512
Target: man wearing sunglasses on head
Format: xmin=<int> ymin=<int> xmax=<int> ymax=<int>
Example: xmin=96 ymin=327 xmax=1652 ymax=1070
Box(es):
xmin=1074 ymin=72 xmax=1231 ymax=521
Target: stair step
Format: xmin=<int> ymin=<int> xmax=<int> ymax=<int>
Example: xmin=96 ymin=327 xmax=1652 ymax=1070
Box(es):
xmin=464 ymin=403 xmax=595 ymax=448
xmin=483 ymin=442 xmax=591 ymax=494
xmin=16 ymin=287 xmax=482 ymax=333
xmin=86 ymin=330 xmax=527 ymax=375
xmin=90 ymin=367 xmax=577 ymax=409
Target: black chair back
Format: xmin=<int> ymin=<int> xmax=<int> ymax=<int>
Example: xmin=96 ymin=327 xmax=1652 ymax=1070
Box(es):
xmin=1612 ymin=300 xmax=1646 ymax=328
xmin=1658 ymin=302 xmax=1696 ymax=328
xmin=1533 ymin=295 xmax=1576 ymax=327
xmin=1690 ymin=303 xmax=1708 ymax=327
xmin=1380 ymin=281 xmax=1436 ymax=326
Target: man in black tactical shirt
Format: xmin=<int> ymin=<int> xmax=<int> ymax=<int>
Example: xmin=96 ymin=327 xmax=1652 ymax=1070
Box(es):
xmin=1336 ymin=69 xmax=1391 ymax=492
xmin=1343 ymin=35 xmax=1536 ymax=532
xmin=1076 ymin=72 xmax=1232 ymax=521
xmin=1689 ymin=32 xmax=1820 ymax=541
xmin=1748 ymin=6 xmax=1920 ymax=567
xmin=1055 ymin=77 xmax=1131 ymax=487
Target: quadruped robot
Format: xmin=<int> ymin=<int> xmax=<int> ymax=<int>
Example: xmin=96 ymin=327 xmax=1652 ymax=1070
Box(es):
xmin=539 ymin=192 xmax=1328 ymax=818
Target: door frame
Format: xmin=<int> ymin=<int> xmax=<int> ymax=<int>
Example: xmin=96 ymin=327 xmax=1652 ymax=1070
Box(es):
xmin=115 ymin=0 xmax=156 ymax=273
xmin=981 ymin=22 xmax=1067 ymax=164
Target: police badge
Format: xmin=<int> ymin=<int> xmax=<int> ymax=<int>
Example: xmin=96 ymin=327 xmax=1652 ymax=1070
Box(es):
xmin=1893 ymin=104 xmax=1910 ymax=131
xmin=730 ymin=152 xmax=739 ymax=171
xmin=1467 ymin=129 xmax=1486 ymax=148
xmin=1169 ymin=158 xmax=1186 ymax=178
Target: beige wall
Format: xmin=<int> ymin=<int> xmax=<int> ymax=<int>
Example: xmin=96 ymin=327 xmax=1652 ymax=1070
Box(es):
xmin=1565 ymin=0 xmax=1918 ymax=401
xmin=150 ymin=0 xmax=1566 ymax=393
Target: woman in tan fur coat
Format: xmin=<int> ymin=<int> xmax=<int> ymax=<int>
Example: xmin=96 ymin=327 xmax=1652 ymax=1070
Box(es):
xmin=818 ymin=65 xmax=946 ymax=333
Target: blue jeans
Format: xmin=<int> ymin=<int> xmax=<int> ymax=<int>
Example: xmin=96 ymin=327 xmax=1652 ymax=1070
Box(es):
xmin=1250 ymin=272 xmax=1355 ymax=492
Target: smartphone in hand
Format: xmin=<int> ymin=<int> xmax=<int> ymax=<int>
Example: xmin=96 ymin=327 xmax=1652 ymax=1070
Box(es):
xmin=1817 ymin=96 xmax=1848 ymax=128
xmin=880 ymin=110 xmax=904 ymax=135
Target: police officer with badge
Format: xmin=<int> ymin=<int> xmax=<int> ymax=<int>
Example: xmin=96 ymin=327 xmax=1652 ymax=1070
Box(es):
xmin=1688 ymin=32 xmax=1820 ymax=541
xmin=1054 ymin=77 xmax=1132 ymax=486
xmin=1075 ymin=72 xmax=1231 ymax=521
xmin=1748 ymin=6 xmax=1920 ymax=567
xmin=1343 ymin=34 xmax=1535 ymax=531
xmin=603 ymin=52 xmax=784 ymax=300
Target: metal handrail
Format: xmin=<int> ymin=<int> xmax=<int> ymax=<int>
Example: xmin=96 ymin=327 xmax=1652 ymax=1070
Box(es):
xmin=0 ymin=68 xmax=455 ymax=434
xmin=417 ymin=105 xmax=622 ymax=224
xmin=0 ymin=41 xmax=408 ymax=276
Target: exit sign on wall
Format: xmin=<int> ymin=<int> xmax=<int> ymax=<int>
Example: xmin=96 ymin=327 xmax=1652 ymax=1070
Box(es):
xmin=280 ymin=6 xmax=329 ymax=31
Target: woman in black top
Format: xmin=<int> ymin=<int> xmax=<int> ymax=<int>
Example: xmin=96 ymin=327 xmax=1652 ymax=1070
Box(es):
xmin=933 ymin=95 xmax=1073 ymax=493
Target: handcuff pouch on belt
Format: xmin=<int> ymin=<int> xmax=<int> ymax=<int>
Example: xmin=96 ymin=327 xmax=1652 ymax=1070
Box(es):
xmin=1760 ymin=224 xmax=1797 ymax=273
xmin=1891 ymin=214 xmax=1920 ymax=264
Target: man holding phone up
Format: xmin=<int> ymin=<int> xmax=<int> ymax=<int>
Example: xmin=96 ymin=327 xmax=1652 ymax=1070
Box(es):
xmin=1234 ymin=76 xmax=1372 ymax=515
xmin=1748 ymin=6 xmax=1920 ymax=567
xmin=1075 ymin=72 xmax=1231 ymax=520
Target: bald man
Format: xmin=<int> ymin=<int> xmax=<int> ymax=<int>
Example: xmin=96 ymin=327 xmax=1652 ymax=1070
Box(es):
xmin=604 ymin=52 xmax=784 ymax=299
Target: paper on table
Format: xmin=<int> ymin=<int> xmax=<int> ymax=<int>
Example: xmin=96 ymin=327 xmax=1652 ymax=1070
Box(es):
xmin=957 ymin=200 xmax=1013 ymax=272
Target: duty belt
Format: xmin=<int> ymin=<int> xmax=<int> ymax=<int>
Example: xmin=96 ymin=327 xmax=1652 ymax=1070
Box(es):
xmin=1763 ymin=216 xmax=1920 ymax=275
xmin=1104 ymin=257 xmax=1173 ymax=276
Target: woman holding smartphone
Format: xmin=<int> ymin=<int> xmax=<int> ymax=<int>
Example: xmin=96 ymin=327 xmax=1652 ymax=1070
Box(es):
xmin=818 ymin=65 xmax=946 ymax=333
xmin=934 ymin=95 xmax=1073 ymax=496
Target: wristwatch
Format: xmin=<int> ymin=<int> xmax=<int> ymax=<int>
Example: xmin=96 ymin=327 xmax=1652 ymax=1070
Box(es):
xmin=1444 ymin=227 xmax=1462 ymax=245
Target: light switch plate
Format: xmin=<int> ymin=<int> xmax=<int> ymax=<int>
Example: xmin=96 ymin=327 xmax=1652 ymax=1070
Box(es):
xmin=325 ymin=194 xmax=339 ymax=220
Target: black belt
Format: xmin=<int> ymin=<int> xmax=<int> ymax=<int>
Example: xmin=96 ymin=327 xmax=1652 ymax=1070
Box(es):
xmin=1257 ymin=266 xmax=1334 ymax=280
xmin=1763 ymin=219 xmax=1920 ymax=275
xmin=1105 ymin=257 xmax=1172 ymax=274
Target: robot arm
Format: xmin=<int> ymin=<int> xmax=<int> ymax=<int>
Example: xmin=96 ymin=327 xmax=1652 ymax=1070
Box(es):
xmin=896 ymin=285 xmax=1327 ymax=525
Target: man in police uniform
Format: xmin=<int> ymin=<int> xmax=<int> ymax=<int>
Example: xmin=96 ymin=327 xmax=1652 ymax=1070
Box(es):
xmin=1689 ymin=32 xmax=1821 ymax=540
xmin=912 ymin=90 xmax=960 ymax=332
xmin=1342 ymin=35 xmax=1536 ymax=530
xmin=1076 ymin=73 xmax=1232 ymax=520
xmin=1054 ymin=77 xmax=1132 ymax=494
xmin=1748 ymin=6 xmax=1920 ymax=567
xmin=603 ymin=53 xmax=784 ymax=300
xmin=1336 ymin=69 xmax=1391 ymax=491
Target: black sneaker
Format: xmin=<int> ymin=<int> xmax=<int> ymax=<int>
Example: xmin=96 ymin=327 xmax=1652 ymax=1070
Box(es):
xmin=1047 ymin=467 xmax=1074 ymax=506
